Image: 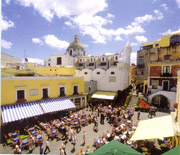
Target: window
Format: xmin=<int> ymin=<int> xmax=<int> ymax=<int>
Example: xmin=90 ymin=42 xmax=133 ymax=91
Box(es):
xmin=91 ymin=57 xmax=94 ymax=62
xmin=73 ymin=86 xmax=79 ymax=95
xmin=55 ymin=69 xmax=57 ymax=71
xmin=152 ymin=80 xmax=159 ymax=89
xmin=114 ymin=56 xmax=118 ymax=61
xmin=155 ymin=44 xmax=159 ymax=47
xmin=97 ymin=72 xmax=100 ymax=75
xmin=111 ymin=72 xmax=115 ymax=75
xmin=138 ymin=57 xmax=144 ymax=65
xmin=141 ymin=72 xmax=144 ymax=75
xmin=88 ymin=86 xmax=91 ymax=92
xmin=163 ymin=66 xmax=170 ymax=74
xmin=84 ymin=72 xmax=88 ymax=75
xmin=59 ymin=87 xmax=65 ymax=96
xmin=109 ymin=76 xmax=116 ymax=82
xmin=164 ymin=55 xmax=171 ymax=60
xmin=79 ymin=58 xmax=83 ymax=63
xmin=70 ymin=50 xmax=72 ymax=56
xmin=75 ymin=98 xmax=81 ymax=108
xmin=102 ymin=57 xmax=106 ymax=62
xmin=57 ymin=57 xmax=62 ymax=65
xmin=42 ymin=88 xmax=49 ymax=99
xmin=48 ymin=63 xmax=50 ymax=66
xmin=17 ymin=90 xmax=26 ymax=102
xmin=170 ymin=35 xmax=180 ymax=45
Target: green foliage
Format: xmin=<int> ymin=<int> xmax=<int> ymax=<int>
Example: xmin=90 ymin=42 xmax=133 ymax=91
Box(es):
xmin=124 ymin=93 xmax=133 ymax=108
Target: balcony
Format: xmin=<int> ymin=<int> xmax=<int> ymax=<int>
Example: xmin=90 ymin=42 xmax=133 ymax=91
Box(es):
xmin=16 ymin=98 xmax=26 ymax=103
xmin=89 ymin=63 xmax=95 ymax=66
xmin=137 ymin=64 xmax=145 ymax=68
xmin=100 ymin=62 xmax=107 ymax=66
xmin=73 ymin=92 xmax=79 ymax=95
xmin=160 ymin=73 xmax=172 ymax=77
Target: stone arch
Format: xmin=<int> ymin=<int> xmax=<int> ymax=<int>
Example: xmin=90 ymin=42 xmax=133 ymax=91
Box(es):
xmin=151 ymin=94 xmax=170 ymax=109
xmin=148 ymin=91 xmax=176 ymax=110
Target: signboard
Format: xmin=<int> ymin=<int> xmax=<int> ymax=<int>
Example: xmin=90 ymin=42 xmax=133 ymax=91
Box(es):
xmin=30 ymin=89 xmax=38 ymax=96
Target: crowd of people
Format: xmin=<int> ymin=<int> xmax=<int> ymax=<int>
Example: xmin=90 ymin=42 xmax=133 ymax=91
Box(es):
xmin=3 ymin=101 xmax=173 ymax=155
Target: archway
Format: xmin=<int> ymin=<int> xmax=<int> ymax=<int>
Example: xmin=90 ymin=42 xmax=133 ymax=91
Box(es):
xmin=151 ymin=95 xmax=170 ymax=109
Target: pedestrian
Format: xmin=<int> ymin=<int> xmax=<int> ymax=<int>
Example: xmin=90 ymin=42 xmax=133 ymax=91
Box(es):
xmin=59 ymin=147 xmax=65 ymax=155
xmin=82 ymin=131 xmax=86 ymax=145
xmin=40 ymin=143 xmax=43 ymax=154
xmin=61 ymin=141 xmax=66 ymax=155
xmin=72 ymin=133 xmax=77 ymax=150
xmin=137 ymin=110 xmax=140 ymax=120
xmin=44 ymin=138 xmax=51 ymax=154
xmin=14 ymin=145 xmax=21 ymax=154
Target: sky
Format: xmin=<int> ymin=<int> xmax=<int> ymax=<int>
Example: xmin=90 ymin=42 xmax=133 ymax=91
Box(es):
xmin=1 ymin=0 xmax=180 ymax=64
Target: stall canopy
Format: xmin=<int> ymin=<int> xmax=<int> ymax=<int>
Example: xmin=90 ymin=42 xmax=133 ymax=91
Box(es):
xmin=1 ymin=97 xmax=76 ymax=124
xmin=1 ymin=102 xmax=44 ymax=123
xmin=40 ymin=97 xmax=76 ymax=113
xmin=91 ymin=140 xmax=142 ymax=155
xmin=91 ymin=91 xmax=117 ymax=100
xmin=130 ymin=115 xmax=174 ymax=141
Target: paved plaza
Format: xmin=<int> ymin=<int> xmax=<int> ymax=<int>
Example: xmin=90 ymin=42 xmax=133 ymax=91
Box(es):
xmin=0 ymin=93 xmax=170 ymax=155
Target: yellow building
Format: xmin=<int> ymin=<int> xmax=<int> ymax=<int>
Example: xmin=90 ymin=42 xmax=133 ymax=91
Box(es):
xmin=177 ymin=69 xmax=180 ymax=139
xmin=130 ymin=63 xmax=136 ymax=85
xmin=136 ymin=32 xmax=180 ymax=94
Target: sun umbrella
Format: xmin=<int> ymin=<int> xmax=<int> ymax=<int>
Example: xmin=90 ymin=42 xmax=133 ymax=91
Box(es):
xmin=91 ymin=140 xmax=143 ymax=155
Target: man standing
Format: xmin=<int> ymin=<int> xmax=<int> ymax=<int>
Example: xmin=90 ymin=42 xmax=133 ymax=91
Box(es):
xmin=137 ymin=110 xmax=140 ymax=120
xmin=44 ymin=138 xmax=51 ymax=154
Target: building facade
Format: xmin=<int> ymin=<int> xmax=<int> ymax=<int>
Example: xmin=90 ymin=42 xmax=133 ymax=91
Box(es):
xmin=136 ymin=32 xmax=180 ymax=95
xmin=45 ymin=35 xmax=132 ymax=93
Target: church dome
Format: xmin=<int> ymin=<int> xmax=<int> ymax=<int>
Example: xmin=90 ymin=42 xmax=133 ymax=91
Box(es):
xmin=66 ymin=35 xmax=87 ymax=57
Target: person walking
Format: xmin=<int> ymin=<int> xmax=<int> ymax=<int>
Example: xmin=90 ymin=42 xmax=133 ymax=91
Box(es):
xmin=137 ymin=110 xmax=140 ymax=120
xmin=44 ymin=138 xmax=51 ymax=154
xmin=72 ymin=133 xmax=77 ymax=151
xmin=82 ymin=131 xmax=86 ymax=145
xmin=40 ymin=143 xmax=43 ymax=154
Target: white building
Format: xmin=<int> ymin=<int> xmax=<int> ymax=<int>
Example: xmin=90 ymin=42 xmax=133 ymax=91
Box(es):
xmin=45 ymin=35 xmax=132 ymax=93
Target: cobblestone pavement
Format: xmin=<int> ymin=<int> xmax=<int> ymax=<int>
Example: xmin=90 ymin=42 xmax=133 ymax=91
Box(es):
xmin=0 ymin=92 xmax=170 ymax=154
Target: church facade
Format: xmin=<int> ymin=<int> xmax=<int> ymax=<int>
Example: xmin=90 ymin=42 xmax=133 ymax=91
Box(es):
xmin=44 ymin=35 xmax=132 ymax=93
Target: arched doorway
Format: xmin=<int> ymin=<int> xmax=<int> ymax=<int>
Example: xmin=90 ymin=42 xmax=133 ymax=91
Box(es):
xmin=151 ymin=95 xmax=170 ymax=109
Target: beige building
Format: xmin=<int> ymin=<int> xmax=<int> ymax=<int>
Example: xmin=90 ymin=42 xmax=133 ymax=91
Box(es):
xmin=1 ymin=52 xmax=22 ymax=68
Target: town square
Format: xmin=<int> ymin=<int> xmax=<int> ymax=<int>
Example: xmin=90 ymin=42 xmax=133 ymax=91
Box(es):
xmin=1 ymin=0 xmax=180 ymax=154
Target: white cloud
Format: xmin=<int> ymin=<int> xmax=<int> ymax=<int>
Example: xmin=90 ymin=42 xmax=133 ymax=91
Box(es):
xmin=131 ymin=52 xmax=137 ymax=64
xmin=43 ymin=34 xmax=69 ymax=51
xmin=1 ymin=39 xmax=12 ymax=49
xmin=177 ymin=0 xmax=180 ymax=8
xmin=32 ymin=38 xmax=43 ymax=45
xmin=1 ymin=16 xmax=15 ymax=31
xmin=160 ymin=28 xmax=180 ymax=35
xmin=16 ymin=0 xmax=163 ymax=44
xmin=114 ymin=36 xmax=123 ymax=41
xmin=83 ymin=44 xmax=89 ymax=48
xmin=17 ymin=0 xmax=108 ymax=22
xmin=131 ymin=42 xmax=138 ymax=47
xmin=23 ymin=58 xmax=44 ymax=65
xmin=107 ymin=13 xmax=114 ymax=18
xmin=160 ymin=3 xmax=168 ymax=11
xmin=135 ymin=35 xmax=148 ymax=43
xmin=5 ymin=0 xmax=11 ymax=4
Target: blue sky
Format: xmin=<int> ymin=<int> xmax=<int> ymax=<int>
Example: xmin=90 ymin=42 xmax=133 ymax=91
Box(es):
xmin=1 ymin=0 xmax=180 ymax=64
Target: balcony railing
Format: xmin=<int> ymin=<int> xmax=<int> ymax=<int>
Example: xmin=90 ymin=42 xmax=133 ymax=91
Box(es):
xmin=73 ymin=92 xmax=79 ymax=95
xmin=88 ymin=63 xmax=95 ymax=66
xmin=100 ymin=62 xmax=107 ymax=66
xmin=16 ymin=98 xmax=26 ymax=102
xmin=137 ymin=64 xmax=145 ymax=68
xmin=160 ymin=73 xmax=172 ymax=77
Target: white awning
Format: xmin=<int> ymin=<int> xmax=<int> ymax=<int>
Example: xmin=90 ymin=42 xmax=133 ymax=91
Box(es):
xmin=40 ymin=97 xmax=76 ymax=113
xmin=91 ymin=91 xmax=117 ymax=100
xmin=130 ymin=115 xmax=174 ymax=141
xmin=1 ymin=102 xmax=44 ymax=123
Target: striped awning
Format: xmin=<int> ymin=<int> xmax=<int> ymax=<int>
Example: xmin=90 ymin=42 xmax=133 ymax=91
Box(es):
xmin=40 ymin=97 xmax=76 ymax=113
xmin=1 ymin=102 xmax=44 ymax=123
